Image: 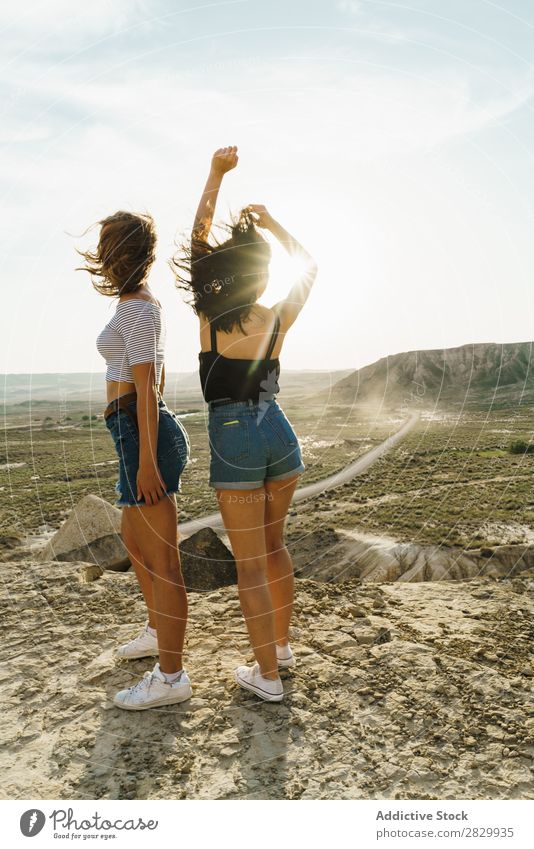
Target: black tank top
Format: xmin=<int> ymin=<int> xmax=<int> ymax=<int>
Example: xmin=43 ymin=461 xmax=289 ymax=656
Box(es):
xmin=199 ymin=315 xmax=281 ymax=402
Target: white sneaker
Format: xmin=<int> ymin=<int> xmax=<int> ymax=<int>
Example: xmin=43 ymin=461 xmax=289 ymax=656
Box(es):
xmin=234 ymin=662 xmax=284 ymax=702
xmin=113 ymin=663 xmax=192 ymax=711
xmin=276 ymin=643 xmax=296 ymax=669
xmin=116 ymin=623 xmax=158 ymax=659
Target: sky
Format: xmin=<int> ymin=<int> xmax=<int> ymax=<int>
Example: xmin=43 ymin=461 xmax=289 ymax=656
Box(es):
xmin=2 ymin=0 xmax=534 ymax=376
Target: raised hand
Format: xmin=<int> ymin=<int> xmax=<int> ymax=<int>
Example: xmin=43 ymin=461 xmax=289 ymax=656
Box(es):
xmin=210 ymin=146 xmax=239 ymax=176
xmin=246 ymin=204 xmax=274 ymax=229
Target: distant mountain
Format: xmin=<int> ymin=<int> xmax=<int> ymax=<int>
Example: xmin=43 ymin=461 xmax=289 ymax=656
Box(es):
xmin=327 ymin=342 xmax=534 ymax=409
xmin=1 ymin=369 xmax=353 ymax=407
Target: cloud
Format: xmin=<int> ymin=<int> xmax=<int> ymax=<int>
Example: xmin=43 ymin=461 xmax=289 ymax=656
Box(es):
xmin=2 ymin=54 xmax=531 ymax=173
xmin=338 ymin=0 xmax=365 ymax=14
xmin=336 ymin=0 xmax=408 ymax=42
xmin=0 ymin=0 xmax=146 ymax=40
xmin=1 ymin=50 xmax=531 ymax=288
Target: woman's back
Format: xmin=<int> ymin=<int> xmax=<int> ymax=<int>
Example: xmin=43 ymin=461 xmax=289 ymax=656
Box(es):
xmin=199 ymin=305 xmax=282 ymax=403
xmin=199 ymin=305 xmax=283 ymax=360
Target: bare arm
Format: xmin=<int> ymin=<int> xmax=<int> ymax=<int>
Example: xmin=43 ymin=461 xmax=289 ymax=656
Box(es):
xmin=192 ymin=146 xmax=239 ymax=244
xmin=131 ymin=362 xmax=166 ymax=506
xmin=248 ymin=204 xmax=317 ymax=329
xmin=158 ymin=363 xmax=165 ymax=397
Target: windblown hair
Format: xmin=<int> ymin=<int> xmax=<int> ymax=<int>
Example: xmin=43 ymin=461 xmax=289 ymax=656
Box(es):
xmin=77 ymin=211 xmax=157 ymax=297
xmin=171 ymin=210 xmax=271 ymax=332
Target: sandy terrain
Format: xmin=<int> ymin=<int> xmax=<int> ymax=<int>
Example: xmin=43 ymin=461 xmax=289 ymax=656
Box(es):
xmin=1 ymin=559 xmax=532 ymax=800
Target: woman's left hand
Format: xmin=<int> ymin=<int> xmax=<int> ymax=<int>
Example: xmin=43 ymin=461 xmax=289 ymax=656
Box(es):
xmin=246 ymin=204 xmax=275 ymax=229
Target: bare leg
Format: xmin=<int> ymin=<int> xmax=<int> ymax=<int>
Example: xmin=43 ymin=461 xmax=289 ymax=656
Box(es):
xmin=264 ymin=476 xmax=298 ymax=646
xmin=216 ymin=488 xmax=278 ymax=680
xmin=122 ymin=495 xmax=187 ymax=674
xmin=121 ymin=508 xmax=155 ymax=629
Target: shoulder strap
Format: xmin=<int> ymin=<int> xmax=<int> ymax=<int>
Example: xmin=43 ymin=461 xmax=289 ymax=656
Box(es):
xmin=210 ymin=321 xmax=218 ymax=353
xmin=265 ymin=314 xmax=281 ymax=361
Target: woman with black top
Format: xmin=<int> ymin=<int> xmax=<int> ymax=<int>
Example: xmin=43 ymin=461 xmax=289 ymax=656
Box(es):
xmin=173 ymin=147 xmax=317 ymax=701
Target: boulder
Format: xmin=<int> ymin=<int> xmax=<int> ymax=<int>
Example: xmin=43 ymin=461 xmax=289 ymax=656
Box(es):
xmin=179 ymin=527 xmax=236 ymax=591
xmin=39 ymin=496 xmax=237 ymax=584
xmin=40 ymin=494 xmax=129 ymax=572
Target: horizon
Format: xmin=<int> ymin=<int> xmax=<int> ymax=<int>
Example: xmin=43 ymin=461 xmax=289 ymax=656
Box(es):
xmin=3 ymin=335 xmax=534 ymax=379
xmin=3 ymin=0 xmax=534 ymax=376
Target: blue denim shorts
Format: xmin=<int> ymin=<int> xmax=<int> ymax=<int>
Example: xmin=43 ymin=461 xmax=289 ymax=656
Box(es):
xmin=207 ymin=398 xmax=305 ymax=490
xmin=105 ymin=397 xmax=190 ymax=507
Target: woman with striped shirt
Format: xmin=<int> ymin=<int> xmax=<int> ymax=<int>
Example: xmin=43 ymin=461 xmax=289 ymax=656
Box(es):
xmin=80 ymin=211 xmax=192 ymax=711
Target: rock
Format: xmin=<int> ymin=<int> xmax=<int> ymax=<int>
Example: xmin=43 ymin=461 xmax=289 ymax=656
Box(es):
xmin=352 ymin=625 xmax=377 ymax=645
xmin=79 ymin=564 xmax=104 ymax=583
xmin=352 ymin=623 xmax=391 ymax=645
xmin=486 ymin=725 xmax=504 ymax=740
xmin=40 ymin=495 xmax=129 ymax=572
xmin=220 ymin=746 xmax=238 ymax=758
xmin=0 ymin=533 xmax=22 ymax=551
xmin=38 ymin=500 xmax=237 ymax=584
xmin=179 ymin=528 xmax=236 ymax=591
xmin=375 ymin=627 xmax=391 ymax=644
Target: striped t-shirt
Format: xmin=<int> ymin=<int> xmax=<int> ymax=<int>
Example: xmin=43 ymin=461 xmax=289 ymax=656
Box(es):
xmin=97 ymin=299 xmax=165 ymax=383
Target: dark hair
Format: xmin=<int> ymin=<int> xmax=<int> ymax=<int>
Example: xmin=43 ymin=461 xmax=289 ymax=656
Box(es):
xmin=171 ymin=209 xmax=271 ymax=332
xmin=77 ymin=210 xmax=157 ymax=297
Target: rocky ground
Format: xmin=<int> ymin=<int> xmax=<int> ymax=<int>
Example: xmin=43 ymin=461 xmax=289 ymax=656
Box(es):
xmin=1 ymin=560 xmax=532 ymax=800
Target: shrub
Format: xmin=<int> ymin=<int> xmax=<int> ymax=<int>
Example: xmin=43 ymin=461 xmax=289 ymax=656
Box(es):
xmin=509 ymin=440 xmax=534 ymax=455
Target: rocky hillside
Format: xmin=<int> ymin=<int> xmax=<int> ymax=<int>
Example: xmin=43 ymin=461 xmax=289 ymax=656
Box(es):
xmin=1 ymin=559 xmax=532 ymax=800
xmin=289 ymin=528 xmax=534 ymax=583
xmin=328 ymin=341 xmax=534 ymax=408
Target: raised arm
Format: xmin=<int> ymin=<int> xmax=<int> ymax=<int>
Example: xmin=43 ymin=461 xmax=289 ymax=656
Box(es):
xmin=247 ymin=204 xmax=317 ymax=330
xmin=192 ymin=146 xmax=239 ymax=244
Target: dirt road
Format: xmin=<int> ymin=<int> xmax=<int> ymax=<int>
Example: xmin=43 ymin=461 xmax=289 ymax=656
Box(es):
xmin=180 ymin=412 xmax=419 ymax=535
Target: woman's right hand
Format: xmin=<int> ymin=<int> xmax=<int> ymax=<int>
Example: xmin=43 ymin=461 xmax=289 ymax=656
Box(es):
xmin=210 ymin=146 xmax=239 ymax=176
xmin=136 ymin=461 xmax=167 ymax=506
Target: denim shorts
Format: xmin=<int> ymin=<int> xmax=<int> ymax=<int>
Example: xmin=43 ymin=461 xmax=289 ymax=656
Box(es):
xmin=208 ymin=398 xmax=305 ymax=490
xmin=105 ymin=397 xmax=190 ymax=507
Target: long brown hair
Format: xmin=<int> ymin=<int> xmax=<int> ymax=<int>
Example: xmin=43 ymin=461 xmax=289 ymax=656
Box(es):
xmin=171 ymin=210 xmax=271 ymax=332
xmin=77 ymin=210 xmax=157 ymax=296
